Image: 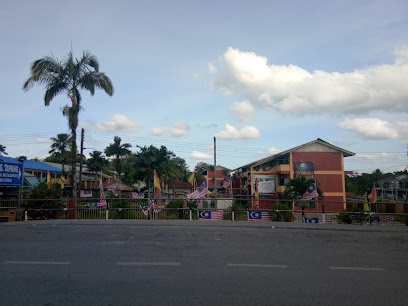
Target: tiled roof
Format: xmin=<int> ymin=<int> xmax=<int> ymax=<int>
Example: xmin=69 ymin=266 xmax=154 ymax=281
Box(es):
xmin=168 ymin=180 xmax=192 ymax=188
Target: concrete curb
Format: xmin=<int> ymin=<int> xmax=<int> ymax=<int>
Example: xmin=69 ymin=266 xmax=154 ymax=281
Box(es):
xmin=2 ymin=219 xmax=407 ymax=232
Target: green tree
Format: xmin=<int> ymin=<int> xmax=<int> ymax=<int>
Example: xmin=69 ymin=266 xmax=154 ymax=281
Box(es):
xmin=23 ymin=51 xmax=114 ymax=197
xmin=125 ymin=145 xmax=174 ymax=195
xmin=280 ymin=175 xmax=323 ymax=208
xmin=104 ymin=136 xmax=132 ymax=179
xmin=194 ymin=162 xmax=212 ymax=174
xmin=86 ymin=150 xmax=109 ymax=173
xmin=0 ymin=145 xmax=8 ymax=156
xmin=49 ymin=133 xmax=72 ymax=176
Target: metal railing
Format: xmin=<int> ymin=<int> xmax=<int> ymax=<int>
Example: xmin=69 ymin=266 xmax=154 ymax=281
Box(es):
xmin=0 ymin=197 xmax=407 ymax=226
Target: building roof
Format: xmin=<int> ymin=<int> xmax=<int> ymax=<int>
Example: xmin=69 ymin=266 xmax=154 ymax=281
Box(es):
xmin=0 ymin=156 xmax=62 ymax=172
xmin=168 ymin=180 xmax=192 ymax=189
xmin=234 ymin=138 xmax=355 ymax=171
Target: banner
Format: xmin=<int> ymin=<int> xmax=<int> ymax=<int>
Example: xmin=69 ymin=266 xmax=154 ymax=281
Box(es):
xmin=253 ymin=174 xmax=275 ymax=194
xmin=293 ymin=162 xmax=314 ymax=178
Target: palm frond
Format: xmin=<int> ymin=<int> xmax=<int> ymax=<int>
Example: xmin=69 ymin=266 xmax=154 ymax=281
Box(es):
xmin=44 ymin=81 xmax=69 ymax=106
xmin=79 ymin=71 xmax=114 ymax=96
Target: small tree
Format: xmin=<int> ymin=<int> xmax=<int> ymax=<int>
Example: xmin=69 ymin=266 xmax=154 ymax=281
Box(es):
xmin=24 ymin=182 xmax=65 ymax=220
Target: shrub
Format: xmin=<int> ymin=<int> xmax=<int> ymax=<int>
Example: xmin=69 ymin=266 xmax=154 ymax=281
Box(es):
xmin=337 ymin=207 xmax=367 ymax=224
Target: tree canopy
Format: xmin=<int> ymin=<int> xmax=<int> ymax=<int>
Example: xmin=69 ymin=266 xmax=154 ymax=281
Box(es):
xmin=23 ymin=51 xmax=114 ymax=197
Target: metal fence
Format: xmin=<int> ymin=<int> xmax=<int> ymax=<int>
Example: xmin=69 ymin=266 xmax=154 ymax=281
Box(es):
xmin=0 ymin=197 xmax=407 ymax=226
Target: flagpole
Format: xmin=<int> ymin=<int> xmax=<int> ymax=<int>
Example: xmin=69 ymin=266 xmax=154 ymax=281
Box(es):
xmin=214 ymin=137 xmax=217 ymax=208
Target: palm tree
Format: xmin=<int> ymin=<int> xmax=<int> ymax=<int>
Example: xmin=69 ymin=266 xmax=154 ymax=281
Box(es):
xmin=49 ymin=133 xmax=72 ymax=176
xmin=105 ymin=136 xmax=132 ymax=180
xmin=86 ymin=150 xmax=108 ymax=174
xmin=0 ymin=145 xmax=8 ymax=156
xmin=23 ymin=51 xmax=114 ymax=197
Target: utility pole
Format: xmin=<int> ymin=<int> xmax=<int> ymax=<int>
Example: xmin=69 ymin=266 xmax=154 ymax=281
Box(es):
xmin=78 ymin=128 xmax=85 ymax=197
xmin=214 ymin=137 xmax=217 ymax=205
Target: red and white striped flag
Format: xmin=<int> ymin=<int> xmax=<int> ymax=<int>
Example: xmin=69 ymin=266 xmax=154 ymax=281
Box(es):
xmin=98 ymin=178 xmax=107 ymax=207
xmin=248 ymin=211 xmax=270 ymax=221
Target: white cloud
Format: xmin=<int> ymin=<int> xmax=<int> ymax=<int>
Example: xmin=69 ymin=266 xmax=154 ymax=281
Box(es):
xmin=216 ymin=47 xmax=408 ymax=115
xmin=170 ymin=122 xmax=190 ymax=137
xmin=208 ymin=63 xmax=217 ymax=74
xmin=89 ymin=114 xmax=140 ymax=132
xmin=190 ymin=151 xmax=213 ymax=160
xmin=152 ymin=127 xmax=167 ymax=136
xmin=268 ymin=147 xmax=282 ymax=155
xmin=337 ymin=118 xmax=403 ymax=140
xmin=229 ymin=101 xmax=254 ymax=121
xmin=152 ymin=122 xmax=190 ymax=137
xmin=35 ymin=138 xmax=50 ymax=144
xmin=215 ymin=123 xmax=260 ymax=140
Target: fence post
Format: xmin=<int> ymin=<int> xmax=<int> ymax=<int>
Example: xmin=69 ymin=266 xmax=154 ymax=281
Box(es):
xmin=106 ymin=209 xmax=109 ymax=220
xmin=25 ymin=210 xmax=27 ymax=221
xmin=232 ymin=211 xmax=235 ymax=221
xmin=189 ymin=209 xmax=192 ymax=221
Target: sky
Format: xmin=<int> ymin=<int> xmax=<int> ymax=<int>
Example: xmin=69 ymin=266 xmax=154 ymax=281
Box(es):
xmin=1 ymin=0 xmax=408 ymax=175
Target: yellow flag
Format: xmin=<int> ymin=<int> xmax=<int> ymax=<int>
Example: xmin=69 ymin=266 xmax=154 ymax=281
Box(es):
xmin=188 ymin=172 xmax=195 ymax=184
xmin=154 ymin=170 xmax=161 ymax=198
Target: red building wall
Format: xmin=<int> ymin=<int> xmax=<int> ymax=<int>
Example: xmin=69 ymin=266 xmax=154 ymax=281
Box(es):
xmin=292 ymin=152 xmax=342 ymax=171
xmin=292 ymin=152 xmax=345 ymax=212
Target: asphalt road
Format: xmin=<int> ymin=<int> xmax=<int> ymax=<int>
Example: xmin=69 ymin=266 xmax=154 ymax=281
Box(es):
xmin=1 ymin=220 xmax=407 ymax=305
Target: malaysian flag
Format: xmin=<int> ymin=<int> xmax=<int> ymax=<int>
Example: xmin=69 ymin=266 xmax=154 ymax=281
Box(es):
xmin=318 ymin=215 xmax=333 ymax=224
xmin=98 ymin=178 xmax=107 ymax=207
xmin=109 ymin=189 xmax=119 ymax=197
xmin=187 ymin=180 xmax=208 ymax=199
xmin=198 ymin=210 xmax=223 ymax=220
xmin=301 ymin=182 xmax=318 ymax=201
xmin=140 ymin=204 xmax=149 ymax=216
xmin=304 ymin=217 xmax=319 ymax=223
xmin=80 ymin=190 xmax=92 ymax=198
xmin=371 ymin=215 xmax=394 ymax=222
xmin=132 ymin=192 xmax=144 ymax=199
xmin=223 ymin=175 xmax=231 ymax=188
xmin=248 ymin=211 xmax=270 ymax=221
xmin=151 ymin=201 xmax=165 ymax=213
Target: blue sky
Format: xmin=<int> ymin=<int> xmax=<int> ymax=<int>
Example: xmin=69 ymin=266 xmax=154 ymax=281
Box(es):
xmin=1 ymin=0 xmax=408 ymax=174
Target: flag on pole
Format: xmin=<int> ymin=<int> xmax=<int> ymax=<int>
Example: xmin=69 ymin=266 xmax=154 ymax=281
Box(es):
xmin=186 ymin=180 xmax=208 ymax=199
xmin=301 ymin=181 xmax=318 ymax=200
xmin=188 ymin=172 xmax=195 ymax=185
xmin=254 ymin=178 xmax=259 ymax=199
xmin=154 ymin=169 xmax=161 ymax=198
xmin=47 ymin=170 xmax=52 ymax=187
xmin=367 ymin=183 xmax=376 ymax=203
xmin=363 ymin=191 xmax=370 ymax=212
xmin=60 ymin=175 xmax=65 ymax=189
xmin=151 ymin=201 xmax=165 ymax=213
xmin=140 ymin=204 xmax=149 ymax=216
xmin=98 ymin=178 xmax=107 ymax=207
xmin=223 ymin=175 xmax=231 ymax=188
xmin=109 ymin=189 xmax=119 ymax=197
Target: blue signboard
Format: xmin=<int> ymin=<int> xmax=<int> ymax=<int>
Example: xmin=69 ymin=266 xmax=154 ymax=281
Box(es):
xmin=0 ymin=162 xmax=23 ymax=185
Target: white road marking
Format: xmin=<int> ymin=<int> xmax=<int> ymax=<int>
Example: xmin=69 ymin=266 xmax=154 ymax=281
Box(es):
xmin=227 ymin=263 xmax=288 ymax=268
xmin=116 ymin=262 xmax=181 ymax=266
xmin=329 ymin=266 xmax=385 ymax=271
xmin=4 ymin=261 xmax=71 ymax=265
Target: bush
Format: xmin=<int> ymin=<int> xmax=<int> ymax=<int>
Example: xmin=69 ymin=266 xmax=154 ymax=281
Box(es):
xmin=270 ymin=202 xmax=294 ymax=222
xmin=337 ymin=207 xmax=367 ymax=224
xmin=24 ymin=182 xmax=65 ymax=220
